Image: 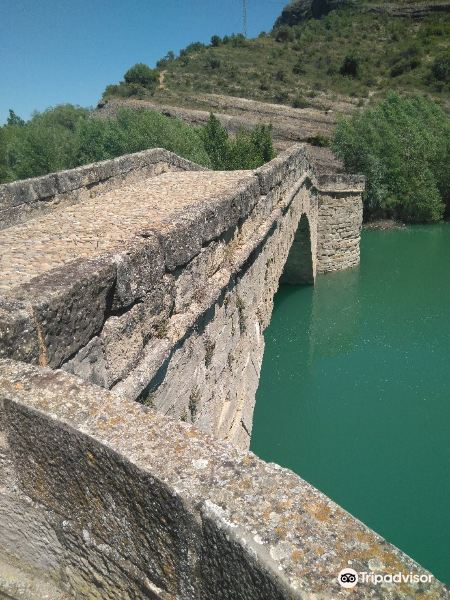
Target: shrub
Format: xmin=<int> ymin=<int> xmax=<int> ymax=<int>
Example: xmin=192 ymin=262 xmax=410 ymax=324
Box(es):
xmin=340 ymin=55 xmax=359 ymax=77
xmin=332 ymin=93 xmax=450 ymax=223
xmin=1 ymin=105 xmax=88 ymax=180
xmin=274 ymin=89 xmax=289 ymax=103
xmin=206 ymin=56 xmax=221 ymax=70
xmin=200 ymin=114 xmax=275 ymax=170
xmin=274 ymin=26 xmax=295 ymax=43
xmin=1 ymin=107 xmax=276 ymax=184
xmin=431 ymin=53 xmax=450 ymax=83
xmin=306 ymin=135 xmax=330 ymax=147
xmin=211 ymin=35 xmax=222 ymax=47
xmin=292 ymin=94 xmax=310 ymax=109
xmin=180 ymin=42 xmax=206 ymax=56
xmin=293 ymin=59 xmax=306 ymax=75
xmin=200 ymin=114 xmax=229 ymax=169
xmin=123 ymin=63 xmax=158 ymax=89
xmin=390 ymin=45 xmax=422 ymax=78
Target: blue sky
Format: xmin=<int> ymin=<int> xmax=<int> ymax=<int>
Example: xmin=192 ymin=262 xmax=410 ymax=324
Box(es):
xmin=0 ymin=0 xmax=287 ymax=124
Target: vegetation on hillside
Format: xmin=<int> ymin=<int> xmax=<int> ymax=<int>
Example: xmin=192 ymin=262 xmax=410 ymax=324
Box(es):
xmin=0 ymin=106 xmax=275 ymax=184
xmin=201 ymin=114 xmax=275 ymax=170
xmin=332 ymin=93 xmax=450 ymax=222
xmin=104 ymin=5 xmax=450 ymax=106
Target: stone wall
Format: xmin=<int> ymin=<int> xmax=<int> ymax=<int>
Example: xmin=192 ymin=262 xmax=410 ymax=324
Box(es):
xmin=0 ymin=145 xmax=363 ymax=450
xmin=0 ymin=359 xmax=446 ymax=600
xmin=0 ymin=148 xmax=204 ymax=229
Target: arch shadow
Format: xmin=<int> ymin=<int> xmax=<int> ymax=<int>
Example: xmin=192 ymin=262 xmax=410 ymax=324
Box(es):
xmin=280 ymin=213 xmax=314 ymax=286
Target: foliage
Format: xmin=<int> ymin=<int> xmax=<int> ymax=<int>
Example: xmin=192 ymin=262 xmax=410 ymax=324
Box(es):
xmin=292 ymin=94 xmax=310 ymax=108
xmin=0 ymin=106 xmax=277 ymax=183
xmin=332 ymin=93 xmax=450 ymax=223
xmin=7 ymin=110 xmax=25 ymax=127
xmin=124 ymin=63 xmax=158 ymax=89
xmin=200 ymin=114 xmax=275 ymax=170
xmin=340 ymin=55 xmax=359 ymax=77
xmin=75 ymin=109 xmax=211 ymax=167
xmin=211 ymin=35 xmax=222 ymax=47
xmin=117 ymin=6 xmax=450 ymax=106
xmin=102 ymin=63 xmax=158 ymax=99
xmin=430 ymin=53 xmax=450 ymax=83
xmin=274 ymin=25 xmax=295 ymax=43
xmin=1 ymin=105 xmax=88 ymax=181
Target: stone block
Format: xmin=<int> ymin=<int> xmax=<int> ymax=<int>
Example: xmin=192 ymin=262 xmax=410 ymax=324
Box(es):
xmin=110 ymin=235 xmax=165 ymax=310
xmin=0 ymin=299 xmax=39 ymax=364
xmin=8 ymin=257 xmax=117 ymax=368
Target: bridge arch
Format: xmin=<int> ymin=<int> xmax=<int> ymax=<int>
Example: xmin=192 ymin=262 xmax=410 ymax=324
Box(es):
xmin=281 ymin=212 xmax=315 ymax=286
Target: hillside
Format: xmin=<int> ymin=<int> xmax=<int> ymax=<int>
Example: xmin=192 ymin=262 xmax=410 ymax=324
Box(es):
xmin=103 ymin=0 xmax=450 ymax=109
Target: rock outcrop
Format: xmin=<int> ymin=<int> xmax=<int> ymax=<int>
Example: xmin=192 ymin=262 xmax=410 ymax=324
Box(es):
xmin=274 ymin=0 xmax=351 ymax=27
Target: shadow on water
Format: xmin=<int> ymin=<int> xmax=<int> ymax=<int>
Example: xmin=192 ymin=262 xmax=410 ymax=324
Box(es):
xmin=251 ymin=224 xmax=450 ymax=585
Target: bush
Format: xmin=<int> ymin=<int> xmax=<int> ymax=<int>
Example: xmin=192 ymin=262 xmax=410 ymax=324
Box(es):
xmin=274 ymin=25 xmax=295 ymax=43
xmin=0 ymin=107 xmax=276 ymax=184
xmin=306 ymin=135 xmax=329 ymax=147
xmin=123 ymin=63 xmax=158 ymax=89
xmin=292 ymin=94 xmax=310 ymax=108
xmin=340 ymin=55 xmax=359 ymax=77
xmin=390 ymin=45 xmax=422 ymax=78
xmin=75 ymin=109 xmax=211 ymax=167
xmin=431 ymin=53 xmax=450 ymax=83
xmin=2 ymin=105 xmax=88 ymax=180
xmin=293 ymin=59 xmax=306 ymax=76
xmin=0 ymin=106 xmax=210 ymax=182
xmin=211 ymin=35 xmax=222 ymax=47
xmin=332 ymin=93 xmax=450 ymax=223
xmin=206 ymin=56 xmax=221 ymax=70
xmin=180 ymin=42 xmax=206 ymax=56
xmin=200 ymin=114 xmax=275 ymax=170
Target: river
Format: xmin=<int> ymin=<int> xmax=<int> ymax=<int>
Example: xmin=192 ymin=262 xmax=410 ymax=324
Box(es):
xmin=251 ymin=224 xmax=450 ymax=585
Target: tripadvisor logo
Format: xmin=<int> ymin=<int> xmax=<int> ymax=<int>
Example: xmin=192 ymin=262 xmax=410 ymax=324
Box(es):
xmin=338 ymin=568 xmax=358 ymax=589
xmin=337 ymin=567 xmax=433 ymax=588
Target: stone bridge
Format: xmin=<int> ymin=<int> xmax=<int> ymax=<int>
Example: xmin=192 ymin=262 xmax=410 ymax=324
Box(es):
xmin=0 ymin=147 xmax=446 ymax=598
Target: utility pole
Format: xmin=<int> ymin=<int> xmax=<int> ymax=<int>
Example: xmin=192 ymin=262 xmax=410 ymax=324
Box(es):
xmin=243 ymin=0 xmax=248 ymax=37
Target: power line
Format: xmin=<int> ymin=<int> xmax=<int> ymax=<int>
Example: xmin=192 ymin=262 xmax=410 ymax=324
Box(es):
xmin=243 ymin=0 xmax=248 ymax=37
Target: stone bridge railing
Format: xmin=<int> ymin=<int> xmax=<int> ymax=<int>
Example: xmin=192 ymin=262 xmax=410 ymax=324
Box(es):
xmin=0 ymin=359 xmax=446 ymax=599
xmin=1 ymin=146 xmax=445 ymax=598
xmin=0 ymin=145 xmax=363 ymax=448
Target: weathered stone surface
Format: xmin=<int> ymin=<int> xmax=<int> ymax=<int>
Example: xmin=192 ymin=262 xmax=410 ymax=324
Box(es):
xmin=0 ymin=144 xmax=362 ymax=436
xmin=0 ymin=299 xmax=40 ymax=364
xmin=0 ymin=147 xmax=206 ymax=230
xmin=0 ymin=146 xmax=447 ymax=598
xmin=274 ymin=0 xmax=350 ymax=27
xmin=0 ymin=360 xmax=447 ymax=599
xmin=4 ymin=258 xmax=117 ymax=368
xmin=111 ymin=235 xmax=165 ymax=309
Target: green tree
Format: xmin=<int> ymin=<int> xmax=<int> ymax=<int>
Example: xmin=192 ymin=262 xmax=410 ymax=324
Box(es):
xmin=201 ymin=114 xmax=275 ymax=170
xmin=332 ymin=93 xmax=450 ymax=223
xmin=431 ymin=53 xmax=450 ymax=83
xmin=123 ymin=63 xmax=158 ymax=89
xmin=200 ymin=114 xmax=230 ymax=169
xmin=7 ymin=109 xmax=25 ymax=127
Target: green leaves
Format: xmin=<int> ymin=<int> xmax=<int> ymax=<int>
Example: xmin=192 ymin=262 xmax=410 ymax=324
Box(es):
xmin=0 ymin=107 xmax=276 ymax=184
xmin=332 ymin=93 xmax=450 ymax=223
xmin=200 ymin=114 xmax=275 ymax=171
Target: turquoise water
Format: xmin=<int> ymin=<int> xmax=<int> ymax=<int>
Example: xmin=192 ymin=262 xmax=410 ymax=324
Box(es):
xmin=251 ymin=224 xmax=450 ymax=585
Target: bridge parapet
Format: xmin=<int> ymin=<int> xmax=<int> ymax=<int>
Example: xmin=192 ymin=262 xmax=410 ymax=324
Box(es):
xmin=0 ymin=359 xmax=445 ymax=600
xmin=0 ymin=147 xmax=205 ymax=230
xmin=0 ymin=145 xmax=363 ymax=448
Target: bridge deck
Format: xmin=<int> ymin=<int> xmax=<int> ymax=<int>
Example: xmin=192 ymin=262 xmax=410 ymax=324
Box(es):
xmin=0 ymin=170 xmax=253 ymax=293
